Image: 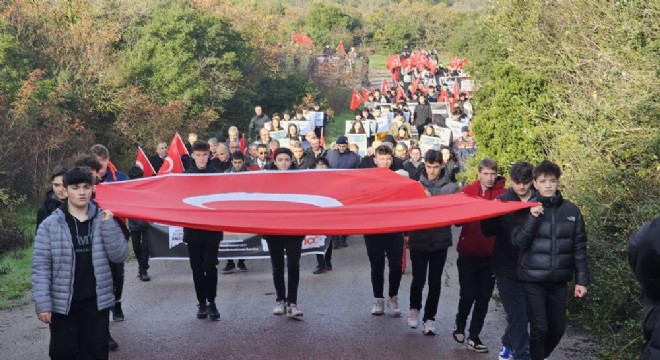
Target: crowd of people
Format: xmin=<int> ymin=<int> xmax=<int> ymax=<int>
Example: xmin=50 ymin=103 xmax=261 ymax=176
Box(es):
xmin=40 ymin=46 xmax=654 ymax=360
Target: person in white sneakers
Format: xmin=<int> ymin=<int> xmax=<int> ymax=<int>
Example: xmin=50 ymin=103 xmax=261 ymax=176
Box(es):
xmin=406 ymin=150 xmax=458 ymax=335
xmin=264 ymin=148 xmax=305 ymax=318
xmin=364 ymin=145 xmax=405 ymax=316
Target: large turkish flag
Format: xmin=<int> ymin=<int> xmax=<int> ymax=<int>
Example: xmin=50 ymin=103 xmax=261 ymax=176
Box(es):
xmin=95 ymin=168 xmax=535 ymax=235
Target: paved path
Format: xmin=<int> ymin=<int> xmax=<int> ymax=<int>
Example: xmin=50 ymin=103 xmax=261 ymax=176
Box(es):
xmin=0 ymin=230 xmax=594 ymax=360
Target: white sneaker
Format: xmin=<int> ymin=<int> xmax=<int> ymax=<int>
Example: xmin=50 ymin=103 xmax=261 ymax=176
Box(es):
xmin=371 ymin=298 xmax=385 ymax=315
xmin=272 ymin=301 xmax=286 ymax=315
xmin=422 ymin=320 xmax=436 ymax=335
xmin=407 ymin=309 xmax=419 ymax=328
xmin=287 ymin=303 xmax=303 ymax=318
xmin=387 ymin=296 xmax=401 ymax=317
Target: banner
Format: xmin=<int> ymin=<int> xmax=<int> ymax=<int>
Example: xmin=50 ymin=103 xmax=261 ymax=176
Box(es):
xmin=308 ymin=111 xmax=325 ymax=127
xmin=345 ymin=134 xmax=368 ymax=156
xmin=345 ymin=121 xmax=371 ymax=136
xmin=96 ymin=168 xmax=537 ymax=235
xmin=433 ymin=126 xmax=453 ymax=146
xmin=418 ymin=135 xmax=442 ymax=156
xmin=147 ymin=224 xmax=328 ymax=260
xmin=375 ymin=116 xmax=391 ymax=133
xmin=269 ymin=130 xmax=287 ymax=140
xmin=282 ymin=120 xmax=314 ymax=136
xmin=446 ymin=119 xmax=466 ymax=140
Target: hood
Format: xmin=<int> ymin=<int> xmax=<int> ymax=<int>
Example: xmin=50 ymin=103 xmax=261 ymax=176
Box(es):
xmin=419 ymin=169 xmax=452 ymax=190
xmin=60 ymin=200 xmax=99 ymax=222
xmin=463 ymin=176 xmax=506 ymax=198
xmin=538 ymin=190 xmax=564 ymax=208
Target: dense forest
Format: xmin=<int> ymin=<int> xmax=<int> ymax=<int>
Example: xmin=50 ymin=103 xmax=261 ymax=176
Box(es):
xmin=0 ymin=1 xmax=657 ymax=358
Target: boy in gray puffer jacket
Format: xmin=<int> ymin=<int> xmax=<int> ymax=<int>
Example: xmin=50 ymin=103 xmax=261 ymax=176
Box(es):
xmin=32 ymin=167 xmax=128 ymax=359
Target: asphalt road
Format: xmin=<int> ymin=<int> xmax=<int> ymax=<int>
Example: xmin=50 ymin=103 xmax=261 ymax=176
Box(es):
xmin=0 ymin=230 xmax=595 ymax=360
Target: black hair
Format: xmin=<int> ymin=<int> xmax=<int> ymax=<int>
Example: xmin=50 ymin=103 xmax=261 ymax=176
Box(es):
xmin=127 ymin=166 xmax=144 ymax=180
xmin=256 ymin=143 xmax=268 ymax=150
xmin=63 ymin=167 xmax=93 ymax=187
xmin=315 ymin=157 xmax=329 ymax=167
xmin=231 ymin=151 xmax=245 ymax=161
xmin=441 ymin=146 xmax=459 ymax=163
xmin=424 ymin=149 xmax=444 ymax=164
xmin=74 ymin=154 xmax=102 ymax=172
xmin=509 ymin=162 xmax=533 ymax=184
xmin=273 ymin=147 xmax=293 ymax=160
xmin=192 ymin=140 xmax=210 ymax=152
xmin=374 ymin=145 xmax=393 ymax=156
xmin=533 ymin=160 xmax=562 ymax=180
xmin=51 ymin=165 xmax=68 ymax=181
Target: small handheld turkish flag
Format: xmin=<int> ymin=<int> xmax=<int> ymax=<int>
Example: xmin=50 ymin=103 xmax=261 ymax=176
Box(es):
xmin=349 ymin=89 xmax=364 ymax=111
xmin=381 ymin=79 xmax=390 ymax=95
xmin=158 ymin=137 xmax=185 ymax=175
xmin=135 ymin=147 xmax=156 ymax=177
xmin=173 ymin=133 xmax=189 ymax=156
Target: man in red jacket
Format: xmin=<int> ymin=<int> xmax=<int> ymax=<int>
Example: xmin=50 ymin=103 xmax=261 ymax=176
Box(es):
xmin=452 ymin=158 xmax=506 ymax=353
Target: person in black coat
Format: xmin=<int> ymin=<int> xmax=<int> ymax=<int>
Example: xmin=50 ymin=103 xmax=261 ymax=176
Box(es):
xmin=148 ymin=142 xmax=168 ymax=173
xmin=413 ymin=95 xmax=433 ymax=135
xmin=182 ymin=141 xmax=223 ymax=321
xmin=36 ymin=166 xmax=68 ymax=232
xmin=513 ymin=160 xmax=589 ymax=360
xmin=403 ymin=147 xmax=424 ymax=181
xmin=291 ymin=142 xmax=315 ymax=170
xmin=628 ymin=215 xmax=660 ymax=360
xmin=480 ymin=162 xmax=535 ymax=360
xmin=406 ymin=150 xmax=458 ymax=335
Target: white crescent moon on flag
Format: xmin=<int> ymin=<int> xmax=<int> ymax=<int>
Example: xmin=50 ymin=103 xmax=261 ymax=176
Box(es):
xmin=183 ymin=192 xmax=343 ymax=209
xmin=160 ymin=157 xmax=174 ymax=174
xmin=135 ymin=160 xmax=144 ymax=170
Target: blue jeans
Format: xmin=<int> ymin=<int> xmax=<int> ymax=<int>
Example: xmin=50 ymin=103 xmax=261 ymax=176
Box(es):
xmin=497 ymin=276 xmax=530 ymax=360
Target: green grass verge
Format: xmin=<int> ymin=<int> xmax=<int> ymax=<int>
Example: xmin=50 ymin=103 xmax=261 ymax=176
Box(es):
xmin=0 ymin=204 xmax=37 ymax=309
xmin=369 ymin=54 xmax=387 ymax=71
xmin=327 ymin=110 xmax=355 ymax=141
xmin=0 ymin=246 xmax=33 ymax=309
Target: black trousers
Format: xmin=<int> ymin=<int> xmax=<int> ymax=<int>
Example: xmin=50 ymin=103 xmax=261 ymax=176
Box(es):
xmin=522 ymin=281 xmax=567 ymax=360
xmin=130 ymin=230 xmax=149 ymax=273
xmin=49 ymin=298 xmax=110 ymax=360
xmin=409 ymin=248 xmax=448 ymax=321
xmin=364 ymin=233 xmax=404 ymax=298
xmin=316 ymin=236 xmax=333 ymax=268
xmin=109 ymin=262 xmax=123 ymax=303
xmin=455 ymin=256 xmax=496 ymax=338
xmin=266 ymin=236 xmax=304 ymax=304
xmin=187 ymin=240 xmax=220 ymax=304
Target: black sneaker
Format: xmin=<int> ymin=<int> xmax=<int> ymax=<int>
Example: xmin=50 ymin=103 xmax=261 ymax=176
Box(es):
xmin=237 ymin=261 xmax=248 ymax=272
xmin=197 ymin=303 xmax=208 ymax=319
xmin=221 ymin=262 xmax=236 ymax=274
xmin=452 ymin=324 xmax=465 ymax=343
xmin=312 ymin=266 xmax=327 ymax=275
xmin=108 ymin=333 xmax=118 ymax=351
xmin=467 ymin=337 xmax=489 ymax=353
xmin=112 ymin=302 xmax=124 ymax=321
xmin=208 ymin=302 xmax=220 ymax=321
xmin=327 ymin=263 xmax=333 ymax=271
xmin=139 ymin=271 xmax=151 ymax=281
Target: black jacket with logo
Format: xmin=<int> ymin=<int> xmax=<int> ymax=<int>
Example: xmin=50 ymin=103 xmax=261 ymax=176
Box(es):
xmin=513 ymin=191 xmax=589 ymax=285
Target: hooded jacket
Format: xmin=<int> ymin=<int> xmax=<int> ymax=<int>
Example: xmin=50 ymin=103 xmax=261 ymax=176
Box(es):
xmin=481 ymin=187 xmax=537 ymax=280
xmin=36 ymin=190 xmax=64 ymax=232
xmin=32 ymin=202 xmax=129 ymax=315
xmin=456 ymin=177 xmax=506 ymax=257
xmin=182 ymin=163 xmax=224 ymax=244
xmin=512 ymin=191 xmax=589 ymax=285
xmin=408 ymin=170 xmax=459 ymax=252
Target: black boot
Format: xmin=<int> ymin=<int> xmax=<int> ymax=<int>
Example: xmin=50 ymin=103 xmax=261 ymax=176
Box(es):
xmin=197 ymin=303 xmax=208 ymax=319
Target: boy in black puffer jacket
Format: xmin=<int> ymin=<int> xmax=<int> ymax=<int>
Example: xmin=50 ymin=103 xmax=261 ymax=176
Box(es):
xmin=406 ymin=150 xmax=458 ymax=336
xmin=513 ymin=160 xmax=589 ymax=360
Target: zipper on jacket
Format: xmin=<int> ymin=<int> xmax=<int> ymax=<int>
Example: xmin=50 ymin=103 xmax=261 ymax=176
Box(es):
xmin=550 ymin=207 xmax=556 ymax=281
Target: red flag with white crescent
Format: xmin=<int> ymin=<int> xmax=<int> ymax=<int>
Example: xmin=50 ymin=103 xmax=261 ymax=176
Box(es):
xmin=157 ymin=138 xmax=185 ymax=175
xmin=173 ymin=133 xmax=189 ymax=156
xmin=96 ymin=169 xmax=536 ymax=235
xmin=135 ymin=147 xmax=156 ymax=177
xmin=349 ymin=89 xmax=364 ymax=111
